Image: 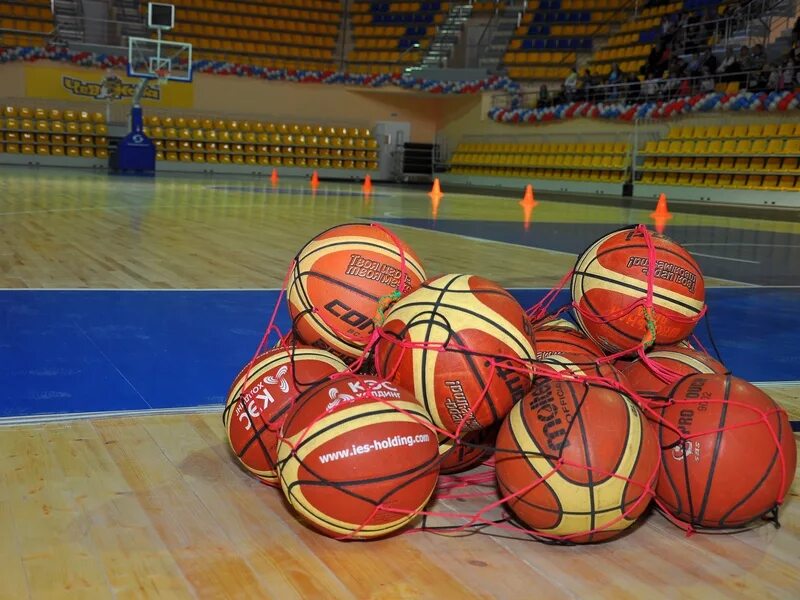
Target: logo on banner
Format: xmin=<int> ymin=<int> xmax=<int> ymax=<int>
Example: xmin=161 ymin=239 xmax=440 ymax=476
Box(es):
xmin=61 ymin=75 xmax=162 ymax=101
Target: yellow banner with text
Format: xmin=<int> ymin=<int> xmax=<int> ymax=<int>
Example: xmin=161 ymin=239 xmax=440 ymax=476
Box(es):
xmin=24 ymin=65 xmax=194 ymax=108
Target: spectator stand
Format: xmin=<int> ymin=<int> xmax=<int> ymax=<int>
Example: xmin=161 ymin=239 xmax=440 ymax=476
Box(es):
xmin=0 ymin=0 xmax=55 ymax=48
xmin=502 ymin=0 xmax=634 ymax=83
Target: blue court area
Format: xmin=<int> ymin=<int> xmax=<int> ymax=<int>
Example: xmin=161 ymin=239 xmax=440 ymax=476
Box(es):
xmin=375 ymin=218 xmax=800 ymax=286
xmin=0 ymin=287 xmax=797 ymax=419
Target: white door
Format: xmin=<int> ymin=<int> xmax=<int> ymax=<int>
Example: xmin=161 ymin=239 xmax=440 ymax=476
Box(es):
xmin=373 ymin=121 xmax=411 ymax=181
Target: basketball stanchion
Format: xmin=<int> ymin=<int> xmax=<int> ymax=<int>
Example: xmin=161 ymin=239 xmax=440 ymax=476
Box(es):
xmin=222 ymin=220 xmax=797 ymax=543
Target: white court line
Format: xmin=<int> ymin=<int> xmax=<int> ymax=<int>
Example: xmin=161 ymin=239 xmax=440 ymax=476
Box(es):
xmin=381 ymin=221 xmax=762 ymax=287
xmin=0 ymin=404 xmax=220 ymax=427
xmin=690 ymin=252 xmax=760 ymax=264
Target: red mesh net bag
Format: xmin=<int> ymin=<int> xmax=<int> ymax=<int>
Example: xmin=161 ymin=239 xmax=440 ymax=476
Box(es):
xmin=222 ymin=221 xmax=796 ymax=543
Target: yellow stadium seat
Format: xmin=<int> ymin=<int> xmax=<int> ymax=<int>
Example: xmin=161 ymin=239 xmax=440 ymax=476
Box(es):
xmin=734 ymin=139 xmax=751 ymax=154
xmin=745 ymin=175 xmax=762 ymax=189
xmin=705 ymin=125 xmax=720 ymax=138
xmin=732 ymin=124 xmax=748 ymax=138
xmin=745 ymin=124 xmax=763 ymax=138
xmin=717 ymin=174 xmax=733 ymax=187
xmin=762 ymin=175 xmax=779 ymax=189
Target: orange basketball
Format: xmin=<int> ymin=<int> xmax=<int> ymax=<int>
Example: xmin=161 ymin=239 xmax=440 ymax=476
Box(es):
xmin=656 ymin=374 xmax=796 ymax=529
xmin=496 ymin=377 xmax=659 ymax=543
xmin=374 ymin=274 xmax=535 ymax=434
xmin=571 ymin=226 xmax=705 ymax=353
xmin=536 ymin=352 xmax=629 ymax=390
xmin=223 ymin=347 xmax=347 ymax=485
xmin=439 ymin=426 xmax=497 ymax=474
xmin=530 ymin=315 xmax=579 ymax=331
xmin=287 ymin=223 xmax=426 ymax=360
xmin=532 ymin=327 xmax=604 ymax=360
xmin=277 ymin=374 xmax=440 ymax=539
xmin=622 ymin=347 xmax=726 ymax=397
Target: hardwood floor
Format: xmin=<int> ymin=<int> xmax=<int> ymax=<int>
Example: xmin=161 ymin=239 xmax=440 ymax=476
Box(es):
xmin=0 ymin=413 xmax=796 ymax=599
xmin=0 ymin=166 xmax=798 ymax=598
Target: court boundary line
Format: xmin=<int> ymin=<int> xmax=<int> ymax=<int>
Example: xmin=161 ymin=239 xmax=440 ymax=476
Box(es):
xmin=377 ymin=221 xmax=763 ymax=288
xmin=2 ymin=285 xmax=800 ymax=292
xmin=0 ymin=404 xmax=221 ymax=427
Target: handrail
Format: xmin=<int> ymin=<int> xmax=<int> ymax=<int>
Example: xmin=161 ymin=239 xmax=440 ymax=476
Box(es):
xmin=491 ymin=67 xmax=791 ymax=109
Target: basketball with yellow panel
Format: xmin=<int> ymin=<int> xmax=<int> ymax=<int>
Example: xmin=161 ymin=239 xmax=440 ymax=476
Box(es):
xmin=495 ymin=375 xmax=660 ymax=543
xmin=287 ymin=223 xmax=426 ymax=360
xmin=375 ymin=274 xmax=534 ymax=434
xmin=276 ymin=374 xmax=439 ymax=539
xmin=571 ymin=226 xmax=706 ymax=352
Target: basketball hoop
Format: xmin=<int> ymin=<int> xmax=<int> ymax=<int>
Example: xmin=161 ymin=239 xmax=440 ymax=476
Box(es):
xmin=155 ymin=67 xmax=170 ymax=86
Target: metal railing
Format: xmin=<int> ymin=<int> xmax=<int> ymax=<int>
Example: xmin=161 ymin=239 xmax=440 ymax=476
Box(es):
xmin=490 ymin=66 xmax=795 ymax=110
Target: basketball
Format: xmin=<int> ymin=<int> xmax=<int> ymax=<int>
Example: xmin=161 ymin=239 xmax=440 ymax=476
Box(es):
xmin=277 ymin=374 xmax=440 ymax=539
xmin=532 ymin=326 xmax=604 ymax=360
xmin=287 ymin=223 xmax=427 ymax=359
xmin=571 ymin=226 xmax=706 ymax=353
xmin=531 ymin=315 xmax=579 ymax=332
xmin=656 ymin=374 xmax=796 ymax=529
xmin=223 ymin=347 xmax=347 ymax=485
xmin=439 ymin=426 xmax=497 ymax=474
xmin=622 ymin=347 xmax=726 ymax=397
xmin=374 ymin=274 xmax=535 ymax=433
xmin=495 ymin=377 xmax=659 ymax=543
xmin=536 ymin=352 xmax=629 ymax=390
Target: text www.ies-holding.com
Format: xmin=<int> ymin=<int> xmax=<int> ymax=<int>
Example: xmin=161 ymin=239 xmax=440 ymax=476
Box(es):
xmin=318 ymin=433 xmax=431 ymax=464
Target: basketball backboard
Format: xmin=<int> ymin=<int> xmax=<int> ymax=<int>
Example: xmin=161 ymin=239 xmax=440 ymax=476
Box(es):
xmin=128 ymin=37 xmax=192 ymax=82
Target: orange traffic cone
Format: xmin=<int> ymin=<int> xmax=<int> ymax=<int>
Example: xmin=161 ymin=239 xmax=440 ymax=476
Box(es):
xmin=270 ymin=168 xmax=279 ymax=186
xmin=650 ymin=192 xmax=672 ymax=234
xmin=310 ymin=170 xmax=320 ymax=190
xmin=429 ymin=177 xmax=443 ymax=199
xmin=362 ymin=174 xmax=373 ymax=195
xmin=519 ymin=184 xmax=538 ymax=231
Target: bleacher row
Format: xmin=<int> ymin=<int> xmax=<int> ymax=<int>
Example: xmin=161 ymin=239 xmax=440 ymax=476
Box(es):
xmin=503 ymin=0 xmax=630 ymax=82
xmin=144 ymin=119 xmax=380 ymax=168
xmin=447 ymin=121 xmax=800 ymax=192
xmin=640 ymin=123 xmax=800 ymax=190
xmin=0 ymin=106 xmax=108 ymax=159
xmin=0 ymin=0 xmax=52 ymax=46
xmin=450 ymin=142 xmax=630 ymax=183
xmin=160 ymin=0 xmax=341 ymax=71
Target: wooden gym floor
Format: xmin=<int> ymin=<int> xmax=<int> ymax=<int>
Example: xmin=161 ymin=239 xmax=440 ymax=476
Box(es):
xmin=0 ymin=166 xmax=798 ymax=598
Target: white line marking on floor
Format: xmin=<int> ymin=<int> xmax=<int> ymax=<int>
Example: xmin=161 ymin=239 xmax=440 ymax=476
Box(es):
xmin=690 ymin=252 xmax=760 ymax=264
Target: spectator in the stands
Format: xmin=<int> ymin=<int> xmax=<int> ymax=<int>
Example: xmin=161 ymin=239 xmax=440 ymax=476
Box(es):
xmin=606 ymin=63 xmax=623 ymax=100
xmin=579 ymin=68 xmax=595 ymax=101
xmin=687 ymin=51 xmax=703 ymax=78
xmin=768 ymin=61 xmax=782 ymax=91
xmin=700 ymin=46 xmax=718 ymax=74
xmin=537 ymin=85 xmax=551 ymax=109
xmin=624 ymin=72 xmax=641 ymax=103
xmin=717 ymin=46 xmax=740 ymax=80
xmin=749 ymin=63 xmax=772 ymax=92
xmin=699 ymin=66 xmax=716 ymax=93
xmin=783 ymin=57 xmax=797 ymax=90
xmin=642 ymin=75 xmax=660 ymax=100
xmin=564 ymin=67 xmax=578 ymax=100
xmin=749 ymin=43 xmax=766 ymax=72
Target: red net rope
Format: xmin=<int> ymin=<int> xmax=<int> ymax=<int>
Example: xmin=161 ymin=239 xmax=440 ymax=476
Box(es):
xmin=228 ymin=223 xmax=792 ymax=542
